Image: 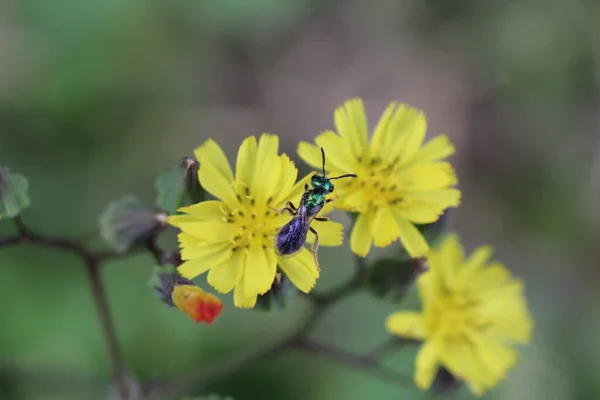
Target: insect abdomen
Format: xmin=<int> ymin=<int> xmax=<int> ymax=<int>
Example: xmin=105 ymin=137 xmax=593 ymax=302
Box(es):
xmin=275 ymin=218 xmax=308 ymax=256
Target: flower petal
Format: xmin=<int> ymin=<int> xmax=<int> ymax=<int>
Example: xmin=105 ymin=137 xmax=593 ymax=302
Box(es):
xmin=370 ymin=101 xmax=398 ymax=154
xmin=414 ymin=339 xmax=441 ymax=390
xmin=235 ymin=135 xmax=258 ymax=189
xmin=397 ymin=188 xmax=461 ymax=224
xmin=174 ymin=221 xmax=234 ymax=243
xmin=315 ymin=131 xmax=360 ymax=174
xmin=372 ymin=205 xmax=400 ymax=247
xmin=198 ymin=159 xmax=238 ymax=207
xmin=278 ymin=248 xmax=318 ymax=293
xmin=270 ymin=153 xmax=299 ymax=206
xmin=178 ymin=242 xmax=233 ymax=279
xmin=393 ymin=217 xmax=429 ymax=257
xmin=243 ymin=244 xmax=277 ymax=296
xmin=397 ymin=162 xmax=458 ymax=192
xmin=385 ymin=312 xmax=426 ymax=339
xmin=390 ymin=107 xmax=427 ymax=164
xmin=194 ymin=139 xmax=233 ymax=182
xmin=233 ymin=283 xmax=257 ymax=308
xmin=207 ymin=249 xmax=245 ymax=294
xmin=306 ymin=220 xmax=344 ymax=247
xmin=334 ymin=98 xmax=368 ymax=159
xmin=350 ymin=211 xmax=374 ymax=256
xmin=249 ymin=134 xmax=278 ymax=195
xmin=176 ymin=200 xmax=227 ymax=221
xmin=252 ymin=152 xmax=281 ymax=205
xmin=410 ymin=134 xmax=455 ymax=165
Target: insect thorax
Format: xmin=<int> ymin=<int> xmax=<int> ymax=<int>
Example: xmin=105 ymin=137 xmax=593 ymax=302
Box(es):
xmin=304 ymin=190 xmax=326 ymax=212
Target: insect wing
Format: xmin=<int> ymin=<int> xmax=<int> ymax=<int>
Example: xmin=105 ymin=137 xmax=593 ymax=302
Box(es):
xmin=275 ymin=208 xmax=309 ymax=257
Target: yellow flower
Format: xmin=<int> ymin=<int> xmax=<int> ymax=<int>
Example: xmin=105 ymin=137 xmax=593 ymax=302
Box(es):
xmin=168 ymin=134 xmax=344 ymax=308
xmin=385 ymin=234 xmax=533 ymax=396
xmin=298 ymin=98 xmax=460 ymax=258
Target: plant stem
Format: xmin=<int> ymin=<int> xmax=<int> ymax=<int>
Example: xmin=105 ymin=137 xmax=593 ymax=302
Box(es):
xmin=85 ymin=258 xmax=129 ymax=399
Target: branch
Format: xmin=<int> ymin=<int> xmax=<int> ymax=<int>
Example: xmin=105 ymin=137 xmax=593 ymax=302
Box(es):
xmin=289 ymin=337 xmax=413 ymax=387
xmin=0 ymin=217 xmax=182 ymax=399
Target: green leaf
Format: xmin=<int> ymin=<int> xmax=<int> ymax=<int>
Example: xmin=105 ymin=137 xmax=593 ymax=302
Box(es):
xmin=255 ymin=273 xmax=297 ymax=313
xmin=0 ymin=166 xmax=31 ymax=220
xmin=367 ymin=257 xmax=428 ymax=303
xmin=155 ymin=157 xmax=203 ymax=214
xmin=98 ymin=195 xmax=166 ymax=253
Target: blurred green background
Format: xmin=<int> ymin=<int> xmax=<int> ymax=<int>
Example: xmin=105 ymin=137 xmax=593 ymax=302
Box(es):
xmin=1 ymin=0 xmax=598 ymax=399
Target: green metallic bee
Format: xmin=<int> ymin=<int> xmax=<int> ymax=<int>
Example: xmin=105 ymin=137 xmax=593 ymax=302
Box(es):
xmin=274 ymin=148 xmax=357 ymax=268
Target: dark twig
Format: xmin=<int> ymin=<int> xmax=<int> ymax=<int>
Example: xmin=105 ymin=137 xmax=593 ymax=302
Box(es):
xmin=0 ymin=216 xmax=183 ymax=400
xmin=289 ymin=337 xmax=413 ymax=386
xmin=84 ymin=258 xmax=129 ymax=399
xmin=1 ymin=215 xmax=414 ymax=399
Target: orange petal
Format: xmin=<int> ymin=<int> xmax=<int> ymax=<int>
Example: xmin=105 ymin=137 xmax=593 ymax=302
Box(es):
xmin=172 ymin=284 xmax=224 ymax=324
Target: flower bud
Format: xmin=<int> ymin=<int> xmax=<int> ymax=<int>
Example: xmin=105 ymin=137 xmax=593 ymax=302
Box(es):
xmin=98 ymin=195 xmax=167 ymax=253
xmin=431 ymin=366 xmax=462 ymax=395
xmin=0 ymin=166 xmax=30 ymax=220
xmin=255 ymin=272 xmax=297 ymax=312
xmin=154 ymin=156 xmax=204 ymax=214
xmin=367 ymin=256 xmax=429 ymax=302
xmin=154 ymin=272 xmax=223 ymax=324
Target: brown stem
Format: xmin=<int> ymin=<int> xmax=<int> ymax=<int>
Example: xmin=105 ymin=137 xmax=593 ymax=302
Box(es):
xmin=289 ymin=337 xmax=413 ymax=387
xmin=85 ymin=258 xmax=129 ymax=399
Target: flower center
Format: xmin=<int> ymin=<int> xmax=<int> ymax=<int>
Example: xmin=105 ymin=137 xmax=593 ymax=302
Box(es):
xmin=428 ymin=291 xmax=487 ymax=340
xmin=224 ymin=189 xmax=287 ymax=251
xmin=343 ymin=157 xmax=401 ymax=206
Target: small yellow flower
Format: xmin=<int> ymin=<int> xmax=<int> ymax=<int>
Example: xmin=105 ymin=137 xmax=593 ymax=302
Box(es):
xmin=298 ymin=98 xmax=460 ymax=258
xmin=168 ymin=134 xmax=344 ymax=308
xmin=385 ymin=234 xmax=533 ymax=396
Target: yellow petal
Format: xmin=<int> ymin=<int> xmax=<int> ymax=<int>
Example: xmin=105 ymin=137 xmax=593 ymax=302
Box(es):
xmin=270 ymin=153 xmax=299 ymax=206
xmin=409 ymin=134 xmax=455 ymax=165
xmin=385 ymin=312 xmax=426 ymax=339
xmin=207 ymin=249 xmax=245 ymax=293
xmin=397 ymin=162 xmax=457 ymax=192
xmin=393 ymin=217 xmax=429 ymax=257
xmin=243 ymin=245 xmax=277 ymax=296
xmin=334 ymin=98 xmax=366 ymax=159
xmin=372 ymin=205 xmax=400 ymax=247
xmin=306 ymin=220 xmax=344 ymax=247
xmin=350 ymin=211 xmax=373 ymax=257
xmin=471 ymin=333 xmax=518 ymax=382
xmin=249 ymin=134 xmax=278 ymax=195
xmin=315 ymin=131 xmax=360 ymax=174
xmin=178 ymin=242 xmax=233 ymax=279
xmin=282 ymin=173 xmax=312 ymax=208
xmin=233 ymin=283 xmax=258 ymax=308
xmin=370 ymin=101 xmax=398 ymax=154
xmin=414 ymin=339 xmax=441 ymax=390
xmin=235 ymin=135 xmax=258 ymax=189
xmin=252 ymin=152 xmax=281 ymax=205
xmin=398 ymin=188 xmax=461 ymax=223
xmin=194 ymin=139 xmax=233 ymax=182
xmin=460 ymin=245 xmax=493 ymax=280
xmin=176 ymin=200 xmax=227 ymax=221
xmin=346 ymin=98 xmax=369 ymax=152
xmin=174 ymin=221 xmax=234 ymax=243
xmin=198 ymin=160 xmax=238 ymax=207
xmin=335 ymin=188 xmax=368 ymax=212
xmin=393 ymin=109 xmax=427 ymax=164
xmin=433 ymin=233 xmax=463 ymax=286
xmin=278 ymin=248 xmax=318 ymax=293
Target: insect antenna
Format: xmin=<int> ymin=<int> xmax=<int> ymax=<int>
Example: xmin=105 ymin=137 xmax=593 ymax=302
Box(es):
xmin=320 ymin=147 xmax=326 ymax=176
xmin=329 ymin=173 xmax=358 ymax=180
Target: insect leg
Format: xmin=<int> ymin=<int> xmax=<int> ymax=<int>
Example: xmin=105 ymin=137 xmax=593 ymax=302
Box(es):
xmin=269 ymin=205 xmax=295 ymax=215
xmin=286 ymin=201 xmax=298 ymax=212
xmin=309 ymin=226 xmax=320 ymax=271
xmin=314 ymin=216 xmax=329 ymax=222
